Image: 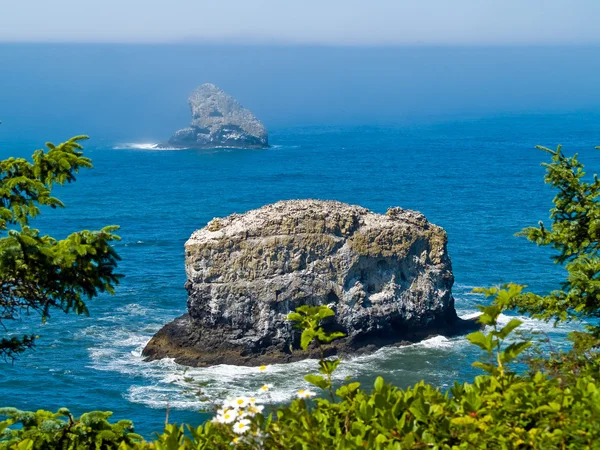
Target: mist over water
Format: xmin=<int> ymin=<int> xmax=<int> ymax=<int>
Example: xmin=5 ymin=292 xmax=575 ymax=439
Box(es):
xmin=1 ymin=44 xmax=600 ymax=142
xmin=0 ymin=44 xmax=599 ymax=437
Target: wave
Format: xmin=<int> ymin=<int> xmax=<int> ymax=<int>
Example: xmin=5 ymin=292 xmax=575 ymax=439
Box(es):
xmin=86 ymin=320 xmax=471 ymax=411
xmin=269 ymin=144 xmax=300 ymax=149
xmin=113 ymin=143 xmax=185 ymax=150
xmin=460 ymin=310 xmax=577 ymax=335
xmin=84 ymin=302 xmax=581 ymax=411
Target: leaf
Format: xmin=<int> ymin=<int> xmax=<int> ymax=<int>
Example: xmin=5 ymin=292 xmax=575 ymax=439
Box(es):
xmin=287 ymin=312 xmax=302 ymax=323
xmin=496 ymin=318 xmax=523 ymax=339
xmin=300 ymin=329 xmax=316 ymax=350
xmin=374 ymin=376 xmax=385 ymax=392
xmin=316 ymin=307 xmax=335 ymax=321
xmin=466 ymin=331 xmax=493 ymax=352
xmin=319 ymin=358 xmax=341 ymax=375
xmin=317 ymin=330 xmax=345 ymax=344
xmin=336 ymin=382 xmax=360 ymax=399
xmin=375 ymin=434 xmax=387 ymax=444
xmin=472 ymin=361 xmax=496 ymax=374
xmin=304 ymin=374 xmax=329 ymax=390
xmin=451 ymin=416 xmax=477 ymax=426
xmin=408 ymin=398 xmax=427 ymax=423
xmin=502 ymin=341 xmax=532 ymax=364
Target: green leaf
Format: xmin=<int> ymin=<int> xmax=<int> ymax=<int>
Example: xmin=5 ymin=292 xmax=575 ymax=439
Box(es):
xmin=466 ymin=331 xmax=493 ymax=352
xmin=495 ymin=318 xmax=523 ymax=339
xmin=408 ymin=398 xmax=427 ymax=423
xmin=304 ymin=374 xmax=329 ymax=390
xmin=319 ymin=358 xmax=341 ymax=375
xmin=300 ymin=329 xmax=316 ymax=350
xmin=472 ymin=361 xmax=496 ymax=374
xmin=451 ymin=416 xmax=477 ymax=426
xmin=502 ymin=341 xmax=532 ymax=364
xmin=317 ymin=330 xmax=345 ymax=344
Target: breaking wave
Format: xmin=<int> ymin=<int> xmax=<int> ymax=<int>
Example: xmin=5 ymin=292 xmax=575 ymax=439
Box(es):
xmin=84 ymin=299 xmax=582 ymax=411
xmin=113 ymin=142 xmax=184 ymax=150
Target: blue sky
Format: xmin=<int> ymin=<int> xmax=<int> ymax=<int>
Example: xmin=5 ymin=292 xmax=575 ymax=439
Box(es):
xmin=1 ymin=0 xmax=599 ymax=45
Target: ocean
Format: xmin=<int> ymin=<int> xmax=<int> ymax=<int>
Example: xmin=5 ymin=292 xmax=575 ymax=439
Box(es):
xmin=1 ymin=113 xmax=598 ymax=436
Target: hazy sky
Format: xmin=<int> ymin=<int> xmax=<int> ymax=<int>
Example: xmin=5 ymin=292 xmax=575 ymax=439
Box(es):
xmin=1 ymin=0 xmax=600 ymax=45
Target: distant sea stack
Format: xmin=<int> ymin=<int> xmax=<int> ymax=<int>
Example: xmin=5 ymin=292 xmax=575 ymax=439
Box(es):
xmin=143 ymin=200 xmax=476 ymax=367
xmin=166 ymin=83 xmax=268 ymax=149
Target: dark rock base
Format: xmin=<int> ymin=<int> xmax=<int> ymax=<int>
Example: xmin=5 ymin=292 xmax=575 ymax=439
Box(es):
xmin=142 ymin=314 xmax=481 ymax=367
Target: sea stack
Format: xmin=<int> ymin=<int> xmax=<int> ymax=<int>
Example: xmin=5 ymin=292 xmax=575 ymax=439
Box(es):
xmin=166 ymin=83 xmax=268 ymax=149
xmin=143 ymin=200 xmax=475 ymax=367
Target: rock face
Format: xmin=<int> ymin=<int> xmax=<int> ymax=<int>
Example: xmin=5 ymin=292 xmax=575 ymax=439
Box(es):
xmin=167 ymin=83 xmax=268 ymax=149
xmin=143 ymin=200 xmax=475 ymax=367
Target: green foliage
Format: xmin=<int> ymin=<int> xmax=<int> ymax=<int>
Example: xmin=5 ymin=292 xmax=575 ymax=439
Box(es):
xmin=512 ymin=145 xmax=600 ymax=329
xmin=467 ymin=285 xmax=531 ymax=376
xmin=288 ymin=305 xmax=345 ymax=401
xmin=0 ymin=408 xmax=143 ymax=449
xmin=129 ymin=287 xmax=600 ymax=448
xmin=0 ymin=136 xmax=121 ymax=360
xmin=287 ymin=305 xmax=345 ymax=351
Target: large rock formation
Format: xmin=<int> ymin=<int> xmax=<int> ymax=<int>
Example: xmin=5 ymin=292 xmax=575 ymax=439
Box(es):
xmin=143 ymin=200 xmax=475 ymax=367
xmin=167 ymin=83 xmax=268 ymax=149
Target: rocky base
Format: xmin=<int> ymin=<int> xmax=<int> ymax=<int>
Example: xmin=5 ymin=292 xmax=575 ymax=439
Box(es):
xmin=143 ymin=313 xmax=480 ymax=367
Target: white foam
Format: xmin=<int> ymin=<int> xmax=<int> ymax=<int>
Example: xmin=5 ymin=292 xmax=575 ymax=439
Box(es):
xmin=113 ymin=143 xmax=185 ymax=151
xmin=87 ymin=321 xmax=467 ymax=410
xmin=459 ymin=311 xmax=481 ymax=320
xmin=85 ymin=303 xmax=580 ymax=411
xmin=497 ymin=313 xmax=579 ymax=335
xmin=416 ymin=335 xmax=454 ymax=349
xmin=269 ymin=145 xmax=299 ymax=149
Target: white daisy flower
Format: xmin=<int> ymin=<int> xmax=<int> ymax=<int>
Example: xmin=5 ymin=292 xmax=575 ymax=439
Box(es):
xmin=233 ymin=419 xmax=251 ymax=434
xmin=226 ymin=396 xmax=250 ymax=409
xmin=258 ymin=365 xmax=269 ymax=372
xmin=223 ymin=398 xmax=237 ymax=409
xmin=230 ymin=436 xmax=241 ymax=446
xmin=246 ymin=404 xmax=264 ymax=416
xmin=214 ymin=408 xmax=236 ymax=424
xmin=259 ymin=384 xmax=273 ymax=393
xmin=296 ymin=389 xmax=316 ymax=399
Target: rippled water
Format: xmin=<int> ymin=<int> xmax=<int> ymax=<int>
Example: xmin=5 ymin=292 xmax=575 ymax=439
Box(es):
xmin=1 ymin=114 xmax=598 ymax=436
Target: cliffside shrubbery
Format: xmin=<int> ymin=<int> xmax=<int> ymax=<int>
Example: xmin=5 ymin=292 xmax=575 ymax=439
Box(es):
xmin=0 ymin=136 xmax=121 ymax=360
xmin=3 ymin=144 xmax=600 ymax=449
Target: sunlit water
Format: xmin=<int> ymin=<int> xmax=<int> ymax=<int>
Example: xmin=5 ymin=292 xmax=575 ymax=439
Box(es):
xmin=1 ymin=115 xmax=598 ymax=436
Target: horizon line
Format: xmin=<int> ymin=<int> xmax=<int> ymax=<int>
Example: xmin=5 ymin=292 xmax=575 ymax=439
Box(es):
xmin=2 ymin=39 xmax=600 ymax=48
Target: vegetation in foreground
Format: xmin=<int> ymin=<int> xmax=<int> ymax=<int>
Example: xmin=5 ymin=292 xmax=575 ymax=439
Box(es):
xmin=0 ymin=136 xmax=121 ymax=360
xmin=2 ymin=141 xmax=600 ymax=449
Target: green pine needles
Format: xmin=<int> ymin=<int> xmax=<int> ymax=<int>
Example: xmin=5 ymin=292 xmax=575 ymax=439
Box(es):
xmin=0 ymin=136 xmax=121 ymax=360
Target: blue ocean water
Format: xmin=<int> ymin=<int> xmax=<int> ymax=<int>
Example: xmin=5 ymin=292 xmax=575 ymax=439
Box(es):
xmin=0 ymin=114 xmax=598 ymax=437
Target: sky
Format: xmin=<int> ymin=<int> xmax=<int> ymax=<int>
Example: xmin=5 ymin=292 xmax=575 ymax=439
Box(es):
xmin=1 ymin=2 xmax=599 ymax=140
xmin=1 ymin=0 xmax=600 ymax=45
